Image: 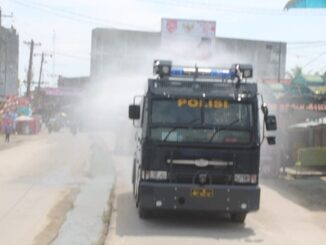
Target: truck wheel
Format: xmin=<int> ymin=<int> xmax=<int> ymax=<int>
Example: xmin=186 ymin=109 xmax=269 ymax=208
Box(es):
xmin=132 ymin=160 xmax=136 ymax=185
xmin=231 ymin=213 xmax=247 ymax=223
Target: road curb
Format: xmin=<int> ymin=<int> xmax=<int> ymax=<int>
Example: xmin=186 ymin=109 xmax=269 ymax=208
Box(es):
xmin=52 ymin=136 xmax=116 ymax=245
xmin=93 ymin=183 xmax=116 ymax=245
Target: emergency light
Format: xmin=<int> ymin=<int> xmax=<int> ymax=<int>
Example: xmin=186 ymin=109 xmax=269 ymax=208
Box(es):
xmin=171 ymin=67 xmax=235 ymax=79
xmin=153 ymin=60 xmax=172 ymax=77
xmin=153 ymin=60 xmax=253 ymax=81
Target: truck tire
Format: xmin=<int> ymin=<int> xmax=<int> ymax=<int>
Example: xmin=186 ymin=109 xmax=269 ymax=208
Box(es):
xmin=231 ymin=213 xmax=247 ymax=223
xmin=132 ymin=159 xmax=136 ymax=185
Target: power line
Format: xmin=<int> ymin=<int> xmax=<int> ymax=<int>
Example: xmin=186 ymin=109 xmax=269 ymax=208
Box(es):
xmin=287 ymin=52 xmax=326 ymax=59
xmin=6 ymin=0 xmax=326 ymax=40
xmin=288 ymin=43 xmax=326 ymax=50
xmin=288 ymin=41 xmax=326 ymax=44
xmin=55 ymin=52 xmax=90 ymax=61
xmin=0 ymin=8 xmax=14 ymax=26
xmin=320 ymin=65 xmax=326 ymax=72
xmin=9 ymin=0 xmax=109 ymax=26
xmin=25 ymin=0 xmax=127 ymax=26
xmin=140 ymin=0 xmax=326 ymax=16
xmin=7 ymin=0 xmax=326 ymax=33
xmin=302 ymin=50 xmax=326 ymax=68
xmin=7 ymin=0 xmax=153 ymax=30
xmin=24 ymin=39 xmax=41 ymax=97
xmin=34 ymin=52 xmax=52 ymax=109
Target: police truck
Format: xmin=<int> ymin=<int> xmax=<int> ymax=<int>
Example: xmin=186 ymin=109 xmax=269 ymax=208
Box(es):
xmin=129 ymin=60 xmax=277 ymax=222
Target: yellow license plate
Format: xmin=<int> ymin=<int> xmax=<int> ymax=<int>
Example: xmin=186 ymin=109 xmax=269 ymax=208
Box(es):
xmin=191 ymin=188 xmax=214 ymax=198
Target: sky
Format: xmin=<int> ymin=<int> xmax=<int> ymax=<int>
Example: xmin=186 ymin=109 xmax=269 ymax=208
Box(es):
xmin=1 ymin=0 xmax=326 ymax=85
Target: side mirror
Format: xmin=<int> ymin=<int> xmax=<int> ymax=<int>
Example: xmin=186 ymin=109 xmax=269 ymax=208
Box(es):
xmin=129 ymin=105 xmax=140 ymax=120
xmin=267 ymin=136 xmax=276 ymax=145
xmin=265 ymin=115 xmax=277 ymax=131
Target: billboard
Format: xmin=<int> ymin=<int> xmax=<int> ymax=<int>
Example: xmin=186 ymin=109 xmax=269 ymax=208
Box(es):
xmin=161 ymin=18 xmax=216 ymax=38
xmin=161 ymin=18 xmax=216 ymax=60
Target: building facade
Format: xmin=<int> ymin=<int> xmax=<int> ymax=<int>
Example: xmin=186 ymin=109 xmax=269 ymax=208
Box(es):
xmin=57 ymin=75 xmax=89 ymax=89
xmin=90 ymin=27 xmax=287 ymax=83
xmin=0 ymin=23 xmax=19 ymax=96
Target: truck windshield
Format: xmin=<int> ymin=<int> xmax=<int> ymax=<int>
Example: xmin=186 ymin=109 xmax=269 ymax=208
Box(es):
xmin=150 ymin=99 xmax=253 ymax=143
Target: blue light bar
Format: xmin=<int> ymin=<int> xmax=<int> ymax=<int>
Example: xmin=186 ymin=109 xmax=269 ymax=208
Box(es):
xmin=170 ymin=67 xmax=235 ymax=80
xmin=210 ymin=69 xmax=235 ymax=79
xmin=171 ymin=67 xmax=184 ymax=76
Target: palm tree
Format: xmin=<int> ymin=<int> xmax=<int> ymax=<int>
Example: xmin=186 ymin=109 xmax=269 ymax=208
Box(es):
xmin=322 ymin=71 xmax=326 ymax=83
xmin=286 ymin=66 xmax=302 ymax=79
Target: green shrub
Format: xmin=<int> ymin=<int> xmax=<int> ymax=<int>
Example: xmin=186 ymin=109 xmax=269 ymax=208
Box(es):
xmin=298 ymin=147 xmax=326 ymax=167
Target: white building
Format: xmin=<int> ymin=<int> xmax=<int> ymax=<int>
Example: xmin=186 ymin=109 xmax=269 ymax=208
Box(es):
xmin=90 ymin=19 xmax=286 ymax=83
xmin=0 ymin=13 xmax=19 ymax=96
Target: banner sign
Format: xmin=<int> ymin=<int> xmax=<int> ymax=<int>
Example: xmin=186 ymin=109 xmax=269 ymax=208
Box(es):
xmin=161 ymin=18 xmax=216 ymax=59
xmin=161 ymin=18 xmax=216 ymax=38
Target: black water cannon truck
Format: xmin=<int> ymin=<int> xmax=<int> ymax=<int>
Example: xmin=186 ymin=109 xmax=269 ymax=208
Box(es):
xmin=128 ymin=60 xmax=277 ymax=223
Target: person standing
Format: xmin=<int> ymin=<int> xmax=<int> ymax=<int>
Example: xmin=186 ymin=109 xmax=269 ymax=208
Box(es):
xmin=4 ymin=124 xmax=12 ymax=143
xmin=3 ymin=112 xmax=12 ymax=143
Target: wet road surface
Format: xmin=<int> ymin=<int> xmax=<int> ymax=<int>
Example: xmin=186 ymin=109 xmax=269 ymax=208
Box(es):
xmin=105 ymin=154 xmax=326 ymax=245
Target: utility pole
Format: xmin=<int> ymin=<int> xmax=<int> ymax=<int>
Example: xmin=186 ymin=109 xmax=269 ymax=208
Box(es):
xmin=25 ymin=40 xmax=35 ymax=97
xmin=37 ymin=53 xmax=45 ymax=94
xmin=35 ymin=52 xmax=52 ymax=112
xmin=24 ymin=40 xmax=41 ymax=97
xmin=36 ymin=52 xmax=52 ymax=93
xmin=278 ymin=42 xmax=282 ymax=83
xmin=52 ymin=30 xmax=56 ymax=83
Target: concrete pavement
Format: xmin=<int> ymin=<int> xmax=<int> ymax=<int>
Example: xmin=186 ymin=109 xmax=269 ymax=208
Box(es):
xmin=52 ymin=134 xmax=115 ymax=245
xmin=0 ymin=130 xmax=115 ymax=245
xmin=105 ymin=154 xmax=326 ymax=245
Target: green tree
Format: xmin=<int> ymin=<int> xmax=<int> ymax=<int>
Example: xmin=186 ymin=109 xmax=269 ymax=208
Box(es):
xmin=286 ymin=66 xmax=303 ymax=79
xmin=322 ymin=71 xmax=326 ymax=83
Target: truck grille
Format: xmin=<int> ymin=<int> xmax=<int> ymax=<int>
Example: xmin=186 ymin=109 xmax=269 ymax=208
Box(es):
xmin=166 ymin=159 xmax=234 ymax=185
xmin=168 ymin=171 xmax=233 ymax=185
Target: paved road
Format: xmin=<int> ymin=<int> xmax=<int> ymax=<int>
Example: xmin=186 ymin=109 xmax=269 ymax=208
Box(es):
xmin=105 ymin=154 xmax=326 ymax=245
xmin=0 ymin=131 xmax=93 ymax=245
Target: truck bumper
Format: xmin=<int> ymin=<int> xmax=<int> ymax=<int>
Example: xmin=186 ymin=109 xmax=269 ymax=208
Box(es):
xmin=138 ymin=182 xmax=260 ymax=213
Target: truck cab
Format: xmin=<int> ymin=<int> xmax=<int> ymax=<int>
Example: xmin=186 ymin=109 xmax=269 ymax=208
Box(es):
xmin=129 ymin=60 xmax=277 ymax=222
